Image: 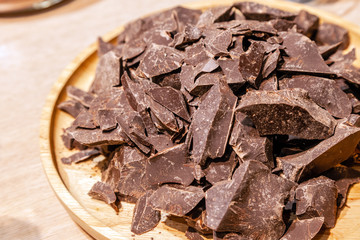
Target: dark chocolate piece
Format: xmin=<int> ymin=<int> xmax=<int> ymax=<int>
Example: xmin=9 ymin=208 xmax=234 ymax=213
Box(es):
xmin=347 ymin=93 xmax=360 ymax=113
xmin=147 ymin=134 xmax=174 ymax=153
xmin=278 ymin=31 xmax=332 ymax=75
xmin=97 ymin=37 xmax=115 ymax=57
xmin=259 ymin=74 xmax=278 ymax=91
xmin=239 ymin=41 xmax=265 ymax=88
xmin=145 ymin=144 xmax=194 ymax=187
xmin=205 ymin=160 xmax=295 ymax=237
xmin=294 ymin=10 xmax=319 ymax=37
xmin=315 ymin=23 xmax=350 ymax=49
xmin=131 ymin=191 xmax=161 ymax=235
xmin=122 ymin=38 xmax=147 ymax=60
xmin=197 ymin=6 xmax=233 ymax=27
xmin=204 ymin=151 xmax=238 ymax=185
xmin=295 ymin=176 xmax=338 ymax=228
xmin=269 ymin=18 xmax=295 ymax=32
xmin=72 ymin=110 xmax=97 ymax=129
xmin=203 ymin=29 xmax=232 ymax=56
xmin=238 ymin=88 xmax=337 ymax=140
xmin=218 ymin=57 xmax=246 ymax=88
xmin=97 ymin=109 xmax=120 ymax=131
xmin=137 ymin=44 xmax=184 ymax=78
xmin=280 ymin=217 xmax=324 ymax=240
xmin=187 ymin=80 xmax=237 ymax=165
xmin=346 ymin=114 xmax=360 ymax=127
xmin=88 ymin=181 xmax=117 ymax=205
xmin=147 ymin=86 xmax=191 ymax=122
xmin=189 ymin=72 xmax=223 ymax=97
xmin=171 ymin=25 xmax=202 ymax=49
xmin=66 ymin=86 xmax=95 ymax=108
xmin=185 ymin=227 xmax=204 ymax=240
xmin=234 ymin=2 xmax=296 ymax=21
xmin=262 ymin=48 xmax=280 ymax=78
xmin=324 ymin=165 xmax=360 ymax=208
xmin=318 ymin=42 xmax=342 ymax=60
xmin=229 ymin=112 xmax=274 ymax=168
xmin=148 ymin=185 xmax=204 ymax=216
xmin=61 ymin=148 xmax=100 ymax=165
xmin=101 ymin=149 xmax=121 ymax=191
xmin=279 ymin=75 xmax=352 ymax=118
xmin=277 ymin=122 xmax=360 ymax=182
xmin=57 ymin=99 xmax=86 ymax=118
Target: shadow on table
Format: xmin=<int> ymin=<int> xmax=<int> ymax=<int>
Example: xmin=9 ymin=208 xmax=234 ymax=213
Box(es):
xmin=0 ymin=216 xmax=41 ymax=240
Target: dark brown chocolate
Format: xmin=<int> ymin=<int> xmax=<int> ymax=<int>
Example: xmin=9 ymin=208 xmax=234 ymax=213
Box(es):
xmin=294 ymin=10 xmax=319 ymax=37
xmin=88 ymin=181 xmax=117 ymax=206
xmin=204 ymin=151 xmax=238 ymax=185
xmin=315 ymin=23 xmax=350 ymax=50
xmin=238 ymin=88 xmax=337 ymax=140
xmin=61 ymin=149 xmax=100 ymax=165
xmin=277 ymin=122 xmax=360 ymax=182
xmin=218 ymin=57 xmax=246 ymax=88
xmin=280 ymin=217 xmax=324 ymax=240
xmin=295 ymin=176 xmax=338 ymax=228
xmin=97 ymin=37 xmax=116 ymax=57
xmin=205 ymin=160 xmax=295 ymax=238
xmin=185 ymin=227 xmax=204 ymax=240
xmin=131 ymin=191 xmax=161 ymax=234
xmin=149 ymin=185 xmax=204 ymax=216
xmin=234 ymin=2 xmax=296 ymax=21
xmin=66 ymin=86 xmax=95 ymax=108
xmin=57 ymin=100 xmax=86 ymax=118
xmin=262 ymin=48 xmax=280 ymax=78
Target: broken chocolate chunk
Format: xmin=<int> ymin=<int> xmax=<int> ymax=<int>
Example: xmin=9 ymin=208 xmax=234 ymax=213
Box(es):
xmin=280 ymin=217 xmax=324 ymax=240
xmin=277 ymin=122 xmax=360 ymax=182
xmin=295 ymin=176 xmax=338 ymax=228
xmin=145 ymin=144 xmax=194 ymax=187
xmin=88 ymin=181 xmax=117 ymax=207
xmin=205 ymin=160 xmax=295 ymax=238
xmin=204 ymin=150 xmax=238 ymax=185
xmin=131 ymin=191 xmax=161 ymax=235
xmin=279 ymin=75 xmax=352 ymax=118
xmin=66 ymin=86 xmax=95 ymax=108
xmin=61 ymin=148 xmax=100 ymax=165
xmin=315 ymin=23 xmax=350 ymax=50
xmin=197 ymin=6 xmax=233 ymax=27
xmin=149 ymin=185 xmax=204 ymax=216
xmin=238 ymin=88 xmax=337 ymax=140
xmin=203 ymin=29 xmax=232 ymax=56
xmin=293 ymin=10 xmax=319 ymax=37
xmin=187 ymin=79 xmax=237 ymax=165
xmin=185 ymin=227 xmax=204 ymax=240
xmin=262 ymin=48 xmax=280 ymax=78
xmin=57 ymin=100 xmax=86 ymax=118
xmin=234 ymin=2 xmax=296 ymax=21
xmin=218 ymin=57 xmax=246 ymax=88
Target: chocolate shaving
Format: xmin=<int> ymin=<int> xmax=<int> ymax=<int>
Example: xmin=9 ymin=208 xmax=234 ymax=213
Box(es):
xmin=61 ymin=148 xmax=100 ymax=165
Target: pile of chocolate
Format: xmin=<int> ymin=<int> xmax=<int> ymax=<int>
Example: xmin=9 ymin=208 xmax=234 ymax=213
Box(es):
xmin=58 ymin=2 xmax=360 ymax=239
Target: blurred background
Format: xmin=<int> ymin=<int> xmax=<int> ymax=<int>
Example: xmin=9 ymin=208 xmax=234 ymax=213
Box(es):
xmin=0 ymin=0 xmax=359 ymax=239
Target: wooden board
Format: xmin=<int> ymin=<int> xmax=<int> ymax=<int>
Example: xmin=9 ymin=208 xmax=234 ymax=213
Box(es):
xmin=39 ymin=0 xmax=360 ymax=239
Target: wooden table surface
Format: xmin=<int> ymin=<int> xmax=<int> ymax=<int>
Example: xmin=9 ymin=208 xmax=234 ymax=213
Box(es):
xmin=1 ymin=0 xmax=360 ymax=239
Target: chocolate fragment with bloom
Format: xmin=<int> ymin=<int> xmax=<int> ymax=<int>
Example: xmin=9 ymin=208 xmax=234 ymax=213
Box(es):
xmin=280 ymin=217 xmax=324 ymax=240
xmin=237 ymin=88 xmax=337 ymax=140
xmin=88 ymin=181 xmax=119 ymax=212
xmin=57 ymin=100 xmax=86 ymax=118
xmin=315 ymin=23 xmax=350 ymax=49
xmin=61 ymin=148 xmax=100 ymax=165
xmin=131 ymin=190 xmax=161 ymax=234
xmin=204 ymin=151 xmax=238 ymax=185
xmin=277 ymin=122 xmax=360 ymax=182
xmin=185 ymin=227 xmax=204 ymax=240
xmin=205 ymin=160 xmax=295 ymax=238
xmin=66 ymin=86 xmax=95 ymax=108
xmin=149 ymin=185 xmax=204 ymax=216
xmin=293 ymin=10 xmax=319 ymax=37
xmin=234 ymin=2 xmax=296 ymax=21
xmin=97 ymin=37 xmax=116 ymax=57
xmin=295 ymin=176 xmax=338 ymax=228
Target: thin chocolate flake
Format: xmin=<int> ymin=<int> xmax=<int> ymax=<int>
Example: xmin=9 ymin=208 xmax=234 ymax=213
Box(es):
xmin=237 ymin=88 xmax=337 ymax=140
xmin=205 ymin=160 xmax=295 ymax=238
xmin=259 ymin=74 xmax=278 ymax=91
xmin=147 ymin=134 xmax=174 ymax=152
xmin=318 ymin=42 xmax=342 ymax=60
xmin=148 ymin=185 xmax=204 ymax=216
xmin=57 ymin=100 xmax=86 ymax=118
xmin=218 ymin=57 xmax=246 ymax=88
xmin=197 ymin=6 xmax=233 ymax=27
xmin=262 ymin=48 xmax=280 ymax=78
xmin=234 ymin=2 xmax=296 ymax=21
xmin=171 ymin=25 xmax=202 ymax=49
xmin=61 ymin=148 xmax=100 ymax=165
xmin=145 ymin=143 xmax=194 ymax=187
xmin=324 ymin=165 xmax=360 ymax=208
xmin=277 ymin=121 xmax=360 ymax=182
xmin=239 ymin=41 xmax=265 ymax=88
xmin=185 ymin=227 xmax=204 ymax=240
xmin=188 ymin=80 xmax=237 ymax=165
xmin=204 ymin=151 xmax=238 ymax=185
xmin=72 ymin=110 xmax=97 ymax=129
xmin=279 ymin=75 xmax=352 ymax=118
xmin=131 ymin=191 xmax=161 ymax=235
xmin=345 ymin=114 xmax=360 ymax=127
xmin=203 ymin=29 xmax=232 ymax=56
xmin=97 ymin=109 xmax=120 ymax=131
xmin=278 ymin=31 xmax=332 ymax=75
xmin=315 ymin=23 xmax=350 ymax=50
xmin=66 ymin=86 xmax=95 ymax=108
xmin=294 ymin=10 xmax=319 ymax=37
xmin=184 ymin=40 xmax=211 ymax=67
xmin=88 ymin=181 xmax=117 ymax=205
xmin=97 ymin=37 xmax=115 ymax=57
xmin=229 ymin=112 xmax=274 ymax=168
xmin=101 ymin=149 xmax=121 ymax=191
xmin=122 ymin=38 xmax=147 ymax=60
xmin=137 ymin=44 xmax=184 ymax=78
xmin=280 ymin=217 xmax=324 ymax=240
xmin=147 ymin=86 xmax=191 ymax=122
xmin=295 ymin=176 xmax=338 ymax=228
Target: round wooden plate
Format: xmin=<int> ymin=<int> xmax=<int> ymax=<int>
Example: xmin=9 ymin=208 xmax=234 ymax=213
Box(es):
xmin=40 ymin=0 xmax=360 ymax=239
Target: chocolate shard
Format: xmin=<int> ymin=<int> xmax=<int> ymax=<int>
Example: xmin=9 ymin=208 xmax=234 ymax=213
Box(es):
xmin=324 ymin=165 xmax=360 ymax=208
xmin=116 ymin=146 xmax=148 ymax=201
xmin=347 ymin=93 xmax=360 ymax=113
xmin=185 ymin=209 xmax=212 ymax=235
xmin=239 ymin=41 xmax=265 ymax=88
xmin=238 ymin=88 xmax=337 ymax=140
xmin=61 ymin=148 xmax=100 ymax=165
xmin=146 ymin=86 xmax=191 ymax=122
xmin=234 ymin=2 xmax=296 ymax=21
xmin=189 ymin=72 xmax=223 ymax=97
xmin=137 ymin=44 xmax=184 ymax=78
xmin=279 ymin=75 xmax=352 ymax=118
xmin=218 ymin=57 xmax=246 ymax=88
xmin=295 ymin=176 xmax=338 ymax=228
xmin=122 ymin=38 xmax=147 ymax=60
xmin=97 ymin=37 xmax=115 ymax=57
xmin=277 ymin=122 xmax=360 ymax=182
xmin=148 ymin=185 xmax=204 ymax=216
xmin=229 ymin=112 xmax=274 ymax=168
xmin=280 ymin=217 xmax=324 ymax=240
xmin=66 ymin=86 xmax=95 ymax=108
xmin=294 ymin=10 xmax=319 ymax=37
xmin=145 ymin=143 xmax=194 ymax=187
xmin=205 ymin=160 xmax=295 ymax=238
xmin=231 ymin=20 xmax=277 ymax=35
xmin=315 ymin=23 xmax=350 ymax=50
xmin=197 ymin=6 xmax=233 ymax=27
xmin=147 ymin=134 xmax=174 ymax=153
xmin=88 ymin=181 xmax=117 ymax=205
xmin=259 ymin=74 xmax=278 ymax=91
xmin=90 ymin=51 xmax=122 ymax=94
xmin=97 ymin=109 xmax=120 ymax=131
xmin=101 ymin=149 xmax=122 ymax=191
xmin=187 ymin=80 xmax=237 ymax=165
xmin=278 ymin=31 xmax=332 ymax=75
xmin=269 ymin=19 xmax=295 ymax=32
xmin=204 ymin=151 xmax=238 ymax=185
xmin=57 ymin=99 xmax=86 ymax=118
xmin=131 ymin=191 xmax=161 ymax=235
xmin=184 ymin=40 xmax=212 ymax=67
xmin=318 ymin=42 xmax=342 ymax=60
xmin=72 ymin=110 xmax=97 ymax=129
xmin=262 ymin=48 xmax=280 ymax=78
xmin=203 ymin=29 xmax=233 ymax=56
xmin=346 ymin=114 xmax=360 ymax=127
xmin=185 ymin=227 xmax=204 ymax=240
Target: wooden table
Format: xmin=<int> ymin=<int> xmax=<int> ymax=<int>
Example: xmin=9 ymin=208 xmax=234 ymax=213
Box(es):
xmin=0 ymin=0 xmax=359 ymax=239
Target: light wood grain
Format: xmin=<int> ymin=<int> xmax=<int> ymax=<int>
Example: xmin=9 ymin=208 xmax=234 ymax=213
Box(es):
xmin=39 ymin=0 xmax=360 ymax=239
